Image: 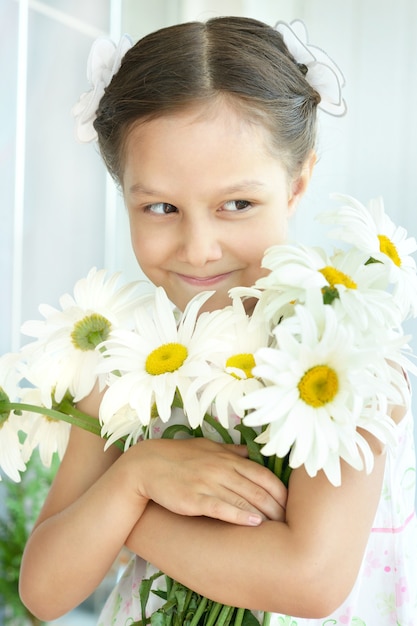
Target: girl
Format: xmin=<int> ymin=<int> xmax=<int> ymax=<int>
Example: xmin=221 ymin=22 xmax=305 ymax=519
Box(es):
xmin=19 ymin=16 xmax=417 ymax=625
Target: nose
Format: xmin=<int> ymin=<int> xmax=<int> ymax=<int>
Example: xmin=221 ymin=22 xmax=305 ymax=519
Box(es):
xmin=177 ymin=215 xmax=223 ymax=267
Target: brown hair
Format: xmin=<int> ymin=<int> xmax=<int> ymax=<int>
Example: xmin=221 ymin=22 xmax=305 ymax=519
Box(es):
xmin=94 ymin=16 xmax=320 ymax=186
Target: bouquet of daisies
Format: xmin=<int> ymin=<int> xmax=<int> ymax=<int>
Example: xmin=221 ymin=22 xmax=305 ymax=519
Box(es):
xmin=1 ymin=194 xmax=416 ymax=625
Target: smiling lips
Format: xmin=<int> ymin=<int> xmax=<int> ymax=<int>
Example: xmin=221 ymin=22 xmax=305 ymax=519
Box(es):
xmin=176 ymin=271 xmax=234 ymax=287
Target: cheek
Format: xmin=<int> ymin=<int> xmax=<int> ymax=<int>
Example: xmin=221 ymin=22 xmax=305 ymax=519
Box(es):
xmin=129 ymin=230 xmax=157 ymax=270
xmin=245 ymin=218 xmax=288 ymax=257
xmin=129 ymin=228 xmax=141 ymax=259
xmin=242 ymin=217 xmax=289 ymax=279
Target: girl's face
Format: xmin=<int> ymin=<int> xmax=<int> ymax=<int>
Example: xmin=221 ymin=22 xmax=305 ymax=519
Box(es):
xmin=123 ymin=101 xmax=312 ymax=313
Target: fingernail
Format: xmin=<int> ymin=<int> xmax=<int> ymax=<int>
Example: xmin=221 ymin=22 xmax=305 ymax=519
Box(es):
xmin=248 ymin=514 xmax=262 ymax=526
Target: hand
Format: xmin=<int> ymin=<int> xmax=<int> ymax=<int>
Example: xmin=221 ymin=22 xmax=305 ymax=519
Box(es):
xmin=124 ymin=437 xmax=287 ymax=526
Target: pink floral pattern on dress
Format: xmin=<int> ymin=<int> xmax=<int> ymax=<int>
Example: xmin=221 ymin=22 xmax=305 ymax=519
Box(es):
xmin=363 ymin=550 xmax=381 ymax=577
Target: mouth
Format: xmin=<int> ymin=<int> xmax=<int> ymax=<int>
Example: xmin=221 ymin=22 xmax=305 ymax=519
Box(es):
xmin=175 ymin=272 xmax=234 ymax=287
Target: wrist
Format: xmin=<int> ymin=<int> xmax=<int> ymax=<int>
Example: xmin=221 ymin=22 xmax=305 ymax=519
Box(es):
xmin=114 ymin=444 xmax=151 ymax=512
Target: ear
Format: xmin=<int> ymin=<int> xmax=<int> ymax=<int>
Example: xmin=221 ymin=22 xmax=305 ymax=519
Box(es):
xmin=288 ymin=151 xmax=317 ymax=214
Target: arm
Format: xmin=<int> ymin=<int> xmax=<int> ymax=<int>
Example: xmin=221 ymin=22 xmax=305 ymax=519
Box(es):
xmin=125 ymin=436 xmax=386 ymax=618
xmin=19 ymin=389 xmax=287 ymax=621
xmin=20 ymin=381 xmax=394 ymax=620
xmin=19 ymin=387 xmax=146 ymax=620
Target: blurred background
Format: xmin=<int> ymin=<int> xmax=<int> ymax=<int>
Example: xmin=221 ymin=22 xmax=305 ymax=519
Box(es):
xmin=0 ymin=0 xmax=416 ymax=624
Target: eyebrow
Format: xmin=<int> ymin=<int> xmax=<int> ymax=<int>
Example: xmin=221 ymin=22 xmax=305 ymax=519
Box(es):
xmin=128 ymin=184 xmax=160 ymax=197
xmin=128 ymin=180 xmax=267 ymax=196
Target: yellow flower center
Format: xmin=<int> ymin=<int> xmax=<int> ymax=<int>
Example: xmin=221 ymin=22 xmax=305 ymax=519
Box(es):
xmin=71 ymin=313 xmax=112 ymax=351
xmin=145 ymin=343 xmax=188 ymax=375
xmin=319 ymin=266 xmax=357 ymax=289
xmin=298 ymin=365 xmax=339 ymax=408
xmin=226 ymin=353 xmax=256 ymax=379
xmin=378 ymin=234 xmax=401 ymax=267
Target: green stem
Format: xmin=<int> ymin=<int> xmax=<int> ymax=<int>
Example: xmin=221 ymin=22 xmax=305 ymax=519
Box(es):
xmin=261 ymin=611 xmax=271 ymax=626
xmin=203 ymin=414 xmax=234 ymax=444
xmin=206 ymin=602 xmax=223 ymax=626
xmin=234 ymin=608 xmax=246 ymax=626
xmin=175 ymin=587 xmax=194 ymax=626
xmin=281 ymin=463 xmax=292 ymax=488
xmin=216 ymin=605 xmax=234 ymax=626
xmin=3 ymin=401 xmax=124 ymax=450
xmin=189 ymin=596 xmax=208 ymax=626
xmin=5 ymin=401 xmax=100 ymax=432
xmin=273 ymin=455 xmax=284 ymax=478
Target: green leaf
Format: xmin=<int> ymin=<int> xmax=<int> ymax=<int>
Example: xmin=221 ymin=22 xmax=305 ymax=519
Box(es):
xmin=365 ymin=256 xmax=382 ymax=265
xmin=234 ymin=424 xmax=264 ymax=465
xmin=139 ymin=571 xmax=165 ymax=624
xmin=242 ymin=609 xmax=262 ymax=626
xmin=151 ymin=611 xmax=168 ymax=626
xmin=174 ymin=585 xmax=189 ymax=613
xmin=159 ymin=598 xmax=177 ymax=614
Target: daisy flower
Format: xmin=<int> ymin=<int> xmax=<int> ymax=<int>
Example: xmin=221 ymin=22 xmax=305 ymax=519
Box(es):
xmin=185 ymin=297 xmax=270 ymax=429
xmin=20 ymin=387 xmax=71 ymax=468
xmin=0 ymin=414 xmax=26 ymax=482
xmin=21 ymin=268 xmax=147 ymax=403
xmin=98 ymin=288 xmax=235 ymax=441
xmin=240 ymin=301 xmax=397 ymax=486
xmin=100 ymin=404 xmax=147 ymax=450
xmin=253 ymin=243 xmax=401 ymax=332
xmin=0 ymin=353 xmax=27 ymax=482
xmin=318 ymin=194 xmax=417 ymax=320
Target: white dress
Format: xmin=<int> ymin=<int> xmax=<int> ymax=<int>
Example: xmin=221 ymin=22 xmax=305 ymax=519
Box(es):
xmin=97 ymin=408 xmax=417 ymax=626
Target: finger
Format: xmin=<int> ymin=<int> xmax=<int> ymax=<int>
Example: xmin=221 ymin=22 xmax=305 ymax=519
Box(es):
xmin=167 ymin=464 xmax=284 ymax=522
xmin=222 ymin=444 xmax=249 ymax=458
xmin=196 ymin=494 xmax=264 ymax=526
xmin=198 ymin=444 xmax=287 ymax=519
xmin=221 ymin=472 xmax=287 ymax=522
xmin=237 ymin=462 xmax=288 ymax=510
xmin=221 ymin=444 xmax=288 ymax=512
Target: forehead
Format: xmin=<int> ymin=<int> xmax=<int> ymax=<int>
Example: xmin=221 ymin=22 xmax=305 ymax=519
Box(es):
xmin=121 ymin=98 xmax=283 ymax=181
xmin=122 ymin=99 xmax=289 ymax=198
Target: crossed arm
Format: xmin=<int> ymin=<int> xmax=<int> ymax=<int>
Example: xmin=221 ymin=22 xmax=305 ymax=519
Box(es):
xmin=19 ymin=386 xmax=387 ymax=621
xmin=125 ymin=448 xmax=385 ymax=617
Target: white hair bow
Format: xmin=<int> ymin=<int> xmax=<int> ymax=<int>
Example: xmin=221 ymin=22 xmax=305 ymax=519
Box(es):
xmin=275 ymin=20 xmax=346 ymax=116
xmin=72 ymin=34 xmax=133 ymax=143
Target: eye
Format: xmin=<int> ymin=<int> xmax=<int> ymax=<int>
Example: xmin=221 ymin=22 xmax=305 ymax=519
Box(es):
xmin=146 ymin=202 xmax=178 ymax=215
xmin=223 ymin=200 xmax=252 ymax=212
